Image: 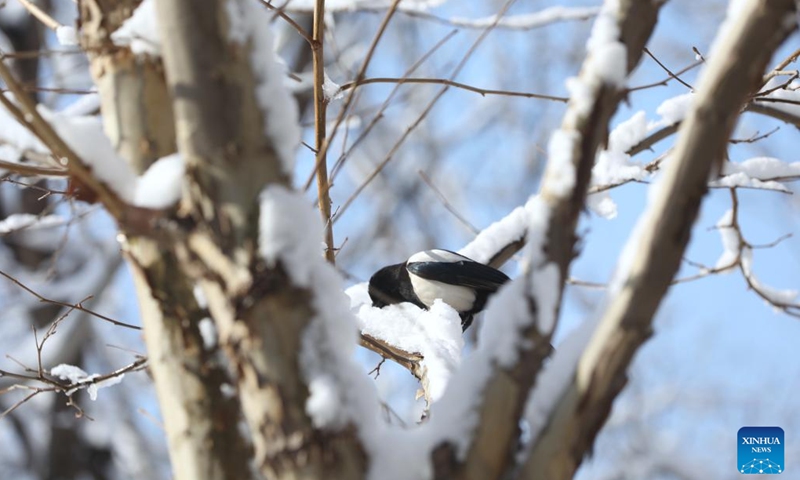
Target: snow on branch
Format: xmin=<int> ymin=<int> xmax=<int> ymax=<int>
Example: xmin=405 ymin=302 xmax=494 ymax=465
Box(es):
xmin=111 ymin=0 xmax=161 ymax=56
xmin=258 ymin=185 xmax=379 ymax=464
xmin=227 ymin=0 xmax=300 ymax=174
xmin=0 ymin=213 xmax=66 ymax=234
xmin=0 ymin=60 xmax=129 ymax=218
xmin=0 ymin=300 xmax=144 ymax=417
xmin=401 ymin=6 xmax=599 ymax=30
xmin=679 ymin=190 xmax=800 ymax=316
xmin=520 ymin=2 xmax=798 ymax=478
xmin=588 ymin=95 xmax=800 ymax=215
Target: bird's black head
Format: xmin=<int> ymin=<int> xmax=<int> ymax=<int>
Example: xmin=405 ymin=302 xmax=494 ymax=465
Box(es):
xmin=368 ymin=263 xmax=414 ymax=308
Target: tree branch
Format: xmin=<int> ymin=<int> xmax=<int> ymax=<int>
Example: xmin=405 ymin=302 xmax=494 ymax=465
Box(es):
xmin=311 ymin=0 xmax=336 ymax=264
xmin=520 ymin=2 xmax=797 ymax=478
xmin=432 ymin=1 xmax=664 ymax=478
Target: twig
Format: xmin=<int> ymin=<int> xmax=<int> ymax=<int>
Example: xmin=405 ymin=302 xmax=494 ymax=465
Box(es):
xmin=334 ymin=0 xmax=521 ymax=223
xmin=16 ymin=0 xmax=62 ymax=30
xmin=643 ymin=47 xmax=694 ymax=91
xmin=260 ymin=0 xmax=313 ymax=45
xmin=763 ymin=46 xmax=800 ymax=83
xmin=368 ymin=357 xmax=386 ymax=378
xmin=0 ymin=269 xmax=141 ymax=330
xmin=0 ymin=57 xmax=127 ymax=219
xmin=311 ymin=0 xmax=336 ymax=265
xmin=339 ymin=77 xmax=569 ymax=102
xmin=327 ymin=29 xmax=458 ymax=184
xmin=418 ymin=170 xmax=479 ymax=234
xmin=730 ymin=126 xmax=780 ymax=144
xmin=626 ymin=59 xmax=702 ymax=93
xmin=302 ymin=0 xmax=403 ymax=192
xmin=363 ymin=4 xmax=598 ymax=31
xmin=0 ymin=159 xmax=68 ymax=177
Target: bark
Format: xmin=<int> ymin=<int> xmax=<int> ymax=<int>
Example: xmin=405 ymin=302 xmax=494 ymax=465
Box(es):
xmin=127 ymin=242 xmax=252 ymax=480
xmin=153 ymin=0 xmax=365 ymax=477
xmin=79 ymin=0 xmax=176 ymax=173
xmin=520 ymin=1 xmax=797 ymax=479
xmin=78 ymin=2 xmax=253 ymax=478
xmin=432 ymin=1 xmax=663 ymax=478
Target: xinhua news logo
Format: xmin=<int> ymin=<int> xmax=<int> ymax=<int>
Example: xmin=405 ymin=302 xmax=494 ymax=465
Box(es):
xmin=738 ymin=426 xmax=784 ymax=474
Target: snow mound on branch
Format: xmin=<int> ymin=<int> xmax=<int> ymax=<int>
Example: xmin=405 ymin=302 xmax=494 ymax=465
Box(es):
xmin=650 ymin=93 xmax=694 ymax=129
xmin=111 ymin=0 xmax=161 ymax=56
xmin=714 ymin=209 xmax=738 ymax=270
xmin=0 ymin=214 xmax=65 ymax=234
xmin=356 ymin=298 xmax=464 ymax=402
xmin=134 ymin=153 xmax=185 ymax=208
xmin=258 ymin=184 xmax=382 ymax=430
xmin=710 ymin=157 xmax=800 ymax=192
xmin=41 ymin=109 xmax=138 ymax=202
xmin=226 ymin=0 xmax=300 ymax=175
xmin=51 ymin=364 xmax=125 ymax=401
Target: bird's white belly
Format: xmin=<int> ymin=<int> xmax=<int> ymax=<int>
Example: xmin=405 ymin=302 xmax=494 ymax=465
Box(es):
xmin=409 ymin=273 xmax=475 ymax=312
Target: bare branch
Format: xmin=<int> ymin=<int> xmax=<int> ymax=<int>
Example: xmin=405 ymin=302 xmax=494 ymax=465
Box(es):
xmin=0 ymin=269 xmax=141 ymax=330
xmin=0 ymin=58 xmax=128 ymax=219
xmin=311 ymin=0 xmax=336 ymax=264
xmin=339 ymin=77 xmax=569 ymax=102
xmin=15 ymin=0 xmax=62 ymax=30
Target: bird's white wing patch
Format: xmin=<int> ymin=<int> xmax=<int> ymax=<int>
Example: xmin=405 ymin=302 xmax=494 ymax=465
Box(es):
xmin=408 ymin=273 xmax=476 ymax=312
xmin=408 ymin=249 xmax=470 ymax=264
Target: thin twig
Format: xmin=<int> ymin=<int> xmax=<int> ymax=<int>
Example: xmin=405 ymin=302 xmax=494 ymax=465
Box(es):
xmin=0 ymin=269 xmax=141 ymax=330
xmin=0 ymin=158 xmax=68 ymax=176
xmin=339 ymin=77 xmax=568 ymax=102
xmin=643 ymin=47 xmax=694 ymax=91
xmin=764 ymin=46 xmax=800 ymax=83
xmin=327 ymin=29 xmax=459 ymax=184
xmin=626 ymin=59 xmax=702 ymax=92
xmin=418 ymin=170 xmax=479 ymax=234
xmin=303 ymin=0 xmax=403 ymax=192
xmin=334 ymin=0 xmax=521 ymax=223
xmin=16 ymin=0 xmax=61 ymax=30
xmin=0 ymin=58 xmax=127 ymax=219
xmin=260 ymin=0 xmax=313 ymax=45
xmin=311 ymin=0 xmax=336 ymax=264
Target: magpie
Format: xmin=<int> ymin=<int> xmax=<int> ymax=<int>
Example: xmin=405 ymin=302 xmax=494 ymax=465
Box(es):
xmin=368 ymin=249 xmax=511 ymax=331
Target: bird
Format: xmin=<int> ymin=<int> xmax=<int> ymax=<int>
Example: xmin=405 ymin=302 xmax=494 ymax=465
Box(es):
xmin=368 ymin=249 xmax=511 ymax=331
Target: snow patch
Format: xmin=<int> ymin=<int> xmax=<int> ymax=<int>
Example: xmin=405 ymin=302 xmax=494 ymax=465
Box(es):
xmin=257 ymin=184 xmax=382 ymax=437
xmin=110 ymin=0 xmax=161 ymax=56
xmin=133 ymin=153 xmax=185 ymax=208
xmin=56 ymin=26 xmax=79 ymax=47
xmin=51 ymin=364 xmax=124 ymax=401
xmin=323 ymin=72 xmax=344 ymax=101
xmin=357 ymin=300 xmax=463 ymax=401
xmin=714 ymin=209 xmax=738 ymax=270
xmin=0 ymin=214 xmax=65 ymax=234
xmin=41 ymin=109 xmax=138 ymax=202
xmin=199 ymin=318 xmax=217 ymax=350
xmin=587 ymin=191 xmax=617 ymax=219
xmin=741 ymin=247 xmax=799 ymax=307
xmin=458 ymin=205 xmax=527 ymax=264
xmin=544 ymin=130 xmax=578 ymax=198
xmin=226 ymin=0 xmax=301 ymax=175
xmin=259 ymin=185 xmax=322 ymax=286
xmin=650 ymin=93 xmax=694 ymax=129
xmin=584 ymin=0 xmax=627 ymax=86
xmin=711 ymin=157 xmax=800 ymax=192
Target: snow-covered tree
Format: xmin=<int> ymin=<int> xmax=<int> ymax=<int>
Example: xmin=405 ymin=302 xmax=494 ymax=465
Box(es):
xmin=0 ymin=0 xmax=798 ymax=479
